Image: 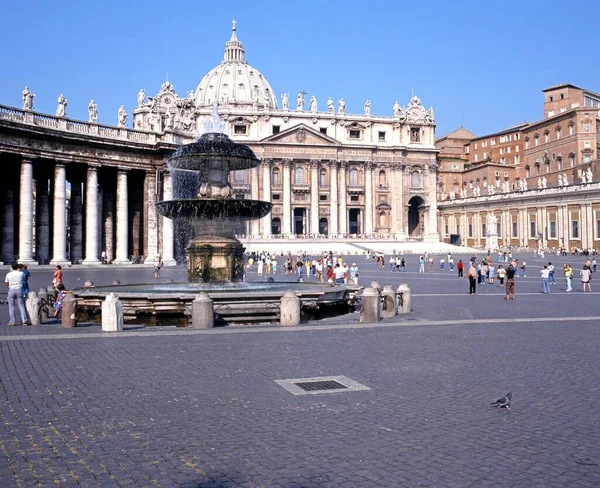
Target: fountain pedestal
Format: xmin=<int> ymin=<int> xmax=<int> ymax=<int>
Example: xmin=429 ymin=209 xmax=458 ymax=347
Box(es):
xmin=187 ymin=237 xmax=244 ymax=283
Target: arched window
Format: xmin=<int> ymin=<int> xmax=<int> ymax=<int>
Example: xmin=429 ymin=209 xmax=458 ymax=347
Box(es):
xmin=319 ymin=168 xmax=328 ymax=186
xmin=411 ymin=171 xmax=421 ymax=188
xmin=295 ymin=167 xmax=305 ymax=185
xmin=272 ymin=168 xmax=280 ymax=186
xmin=349 ymin=168 xmax=359 ymax=186
xmin=378 ymin=170 xmax=386 ymax=187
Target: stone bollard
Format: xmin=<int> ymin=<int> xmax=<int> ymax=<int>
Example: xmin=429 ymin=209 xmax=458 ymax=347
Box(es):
xmin=381 ymin=285 xmax=397 ymax=318
xmin=280 ymin=290 xmax=301 ymax=326
xmin=38 ymin=287 xmax=51 ymax=319
xmin=25 ymin=291 xmax=42 ymax=325
xmin=101 ymin=293 xmax=123 ymax=332
xmin=360 ymin=287 xmax=381 ymax=323
xmin=61 ymin=293 xmax=78 ymax=328
xmin=397 ymin=283 xmax=412 ymax=314
xmin=191 ymin=292 xmax=214 ymax=329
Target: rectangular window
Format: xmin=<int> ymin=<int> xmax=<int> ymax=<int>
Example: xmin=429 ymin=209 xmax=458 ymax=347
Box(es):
xmin=482 ymin=224 xmax=486 ymax=236
xmin=234 ymin=124 xmax=247 ymax=134
xmin=544 ymin=133 xmax=549 ymax=143
xmin=534 ymin=136 xmax=539 ymax=146
xmin=272 ymin=125 xmax=280 ymax=135
xmin=525 ymin=140 xmax=530 ymax=149
xmin=572 ymin=220 xmax=579 ymax=239
xmin=512 ymin=222 xmax=518 ymax=238
xmin=556 ymin=128 xmax=561 ymax=139
xmin=468 ymin=224 xmax=473 ymax=238
xmin=496 ymin=223 xmax=501 ymax=235
xmin=530 ymin=221 xmax=537 ymax=238
xmin=349 ymin=130 xmax=360 ymax=139
xmin=550 ymin=221 xmax=556 ymax=238
xmin=456 ymin=225 xmax=460 ymax=235
xmin=410 ymin=128 xmax=420 ymax=142
xmin=320 ymin=127 xmax=327 ymax=135
xmin=350 ymin=195 xmax=359 ymax=202
xmin=569 ymin=125 xmax=574 ymax=136
xmin=319 ymin=194 xmax=327 ymax=201
xmin=234 ymin=193 xmax=245 ymax=199
xmin=445 ymin=224 xmax=449 ymax=235
xmin=378 ymin=131 xmax=386 ymax=141
xmin=272 ymin=193 xmax=280 ymax=200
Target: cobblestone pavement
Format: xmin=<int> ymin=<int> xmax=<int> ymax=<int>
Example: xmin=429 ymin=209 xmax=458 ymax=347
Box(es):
xmin=1 ymin=253 xmax=599 ymax=486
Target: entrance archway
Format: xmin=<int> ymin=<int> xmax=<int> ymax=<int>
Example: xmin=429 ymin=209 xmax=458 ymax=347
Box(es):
xmin=319 ymin=218 xmax=328 ymax=236
xmin=271 ymin=218 xmax=281 ymax=235
xmin=408 ymin=196 xmax=425 ymax=237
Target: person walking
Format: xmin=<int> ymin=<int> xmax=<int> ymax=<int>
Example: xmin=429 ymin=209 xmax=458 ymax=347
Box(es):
xmin=592 ymin=257 xmax=597 ymax=273
xmin=505 ymin=264 xmax=516 ymax=300
xmin=20 ymin=264 xmax=31 ymax=299
xmin=467 ymin=263 xmax=477 ymax=295
xmin=5 ymin=262 xmax=30 ymax=326
xmin=497 ymin=265 xmax=506 ymax=287
xmin=488 ymin=263 xmax=495 ymax=284
xmin=564 ymin=264 xmax=573 ymax=292
xmin=428 ymin=256 xmax=434 ymax=272
xmin=581 ymin=265 xmax=592 ymax=292
xmin=540 ymin=265 xmax=551 ymax=294
xmin=457 ymin=259 xmax=464 ymax=278
xmin=52 ymin=265 xmax=63 ymax=294
xmin=400 ymin=258 xmax=406 ymax=272
xmin=419 ymin=256 xmax=425 ymax=273
xmin=349 ymin=263 xmax=360 ymax=285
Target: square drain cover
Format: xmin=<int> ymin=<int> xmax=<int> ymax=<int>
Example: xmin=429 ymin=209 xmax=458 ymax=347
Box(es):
xmin=275 ymin=376 xmax=370 ymax=395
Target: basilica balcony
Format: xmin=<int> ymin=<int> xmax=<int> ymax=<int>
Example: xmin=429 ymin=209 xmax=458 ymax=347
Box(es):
xmin=347 ymin=185 xmax=364 ymax=194
xmin=293 ymin=185 xmax=311 ymax=193
xmin=231 ymin=183 xmax=250 ymax=192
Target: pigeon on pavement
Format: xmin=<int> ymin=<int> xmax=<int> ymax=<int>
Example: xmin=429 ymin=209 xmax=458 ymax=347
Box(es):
xmin=491 ymin=392 xmax=512 ymax=409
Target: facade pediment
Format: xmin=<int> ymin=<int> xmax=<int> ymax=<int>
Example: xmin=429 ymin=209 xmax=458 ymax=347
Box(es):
xmin=261 ymin=124 xmax=340 ymax=146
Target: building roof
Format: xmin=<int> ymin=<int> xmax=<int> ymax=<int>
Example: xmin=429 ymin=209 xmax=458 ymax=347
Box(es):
xmin=469 ymin=122 xmax=530 ymax=142
xmin=436 ymin=126 xmax=477 ymax=143
xmin=542 ymin=83 xmax=600 ymax=99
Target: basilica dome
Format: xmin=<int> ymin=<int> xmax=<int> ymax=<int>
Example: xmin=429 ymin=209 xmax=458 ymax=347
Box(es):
xmin=194 ymin=22 xmax=278 ymax=110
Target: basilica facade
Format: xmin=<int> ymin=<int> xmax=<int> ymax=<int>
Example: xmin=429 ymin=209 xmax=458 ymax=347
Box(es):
xmin=0 ymin=23 xmax=439 ymax=265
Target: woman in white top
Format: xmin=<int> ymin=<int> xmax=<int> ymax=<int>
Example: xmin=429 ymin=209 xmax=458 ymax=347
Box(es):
xmin=4 ymin=262 xmax=30 ymax=326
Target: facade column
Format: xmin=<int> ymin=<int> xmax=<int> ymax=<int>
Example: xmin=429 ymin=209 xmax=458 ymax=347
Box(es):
xmin=561 ymin=205 xmax=569 ymax=251
xmin=393 ymin=163 xmax=405 ymax=239
xmin=261 ymin=160 xmax=271 ymax=236
xmin=329 ymin=161 xmax=338 ymax=236
xmin=144 ymin=170 xmax=159 ymax=263
xmin=113 ymin=169 xmax=130 ymax=264
xmin=35 ymin=176 xmax=50 ymax=263
xmin=82 ymin=166 xmax=101 ymax=264
xmin=365 ymin=162 xmax=374 ymax=235
xmin=338 ymin=161 xmax=348 ymax=235
xmin=50 ymin=163 xmax=69 ymax=264
xmin=584 ymin=203 xmax=593 ymax=249
xmin=310 ymin=160 xmax=320 ymax=235
xmin=250 ymin=166 xmax=260 ymax=237
xmin=18 ymin=159 xmax=36 ymax=264
xmin=102 ymin=181 xmax=114 ymax=263
xmin=282 ymin=159 xmax=292 ymax=237
xmin=161 ymin=172 xmax=176 ymax=265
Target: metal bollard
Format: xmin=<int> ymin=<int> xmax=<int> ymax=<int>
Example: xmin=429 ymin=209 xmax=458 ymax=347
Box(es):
xmin=61 ymin=293 xmax=78 ymax=328
xmin=396 ymin=283 xmax=412 ymax=314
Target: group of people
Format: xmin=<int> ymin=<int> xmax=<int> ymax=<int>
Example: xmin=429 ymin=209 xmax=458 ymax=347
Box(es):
xmin=4 ymin=264 xmax=67 ymax=326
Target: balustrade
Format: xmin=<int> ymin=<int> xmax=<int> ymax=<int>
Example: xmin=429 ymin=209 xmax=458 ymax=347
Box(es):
xmin=33 ymin=114 xmax=58 ymax=128
xmin=0 ymin=105 xmax=25 ymax=121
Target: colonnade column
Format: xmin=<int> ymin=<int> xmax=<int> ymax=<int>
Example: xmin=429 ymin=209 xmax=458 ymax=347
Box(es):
xmin=69 ymin=180 xmax=83 ymax=263
xmin=310 ymin=160 xmax=320 ymax=235
xmin=1 ymin=188 xmax=15 ymax=262
xmin=18 ymin=159 xmax=36 ymax=264
xmin=364 ymin=162 xmax=373 ymax=234
xmin=338 ymin=161 xmax=347 ymax=235
xmin=145 ymin=170 xmax=159 ymax=263
xmin=329 ymin=161 xmax=338 ymax=236
xmin=35 ymin=176 xmax=50 ymax=263
xmin=50 ymin=163 xmax=69 ymax=264
xmin=161 ymin=172 xmax=176 ymax=265
xmin=560 ymin=205 xmax=569 ymax=251
xmin=261 ymin=160 xmax=271 ymax=236
xmin=113 ymin=169 xmax=130 ymax=264
xmin=282 ymin=159 xmax=292 ymax=237
xmin=250 ymin=166 xmax=260 ymax=237
xmin=82 ymin=166 xmax=100 ymax=264
xmin=584 ymin=203 xmax=593 ymax=249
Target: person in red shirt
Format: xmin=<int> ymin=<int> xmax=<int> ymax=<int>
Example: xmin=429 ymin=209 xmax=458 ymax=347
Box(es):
xmin=457 ymin=260 xmax=464 ymax=279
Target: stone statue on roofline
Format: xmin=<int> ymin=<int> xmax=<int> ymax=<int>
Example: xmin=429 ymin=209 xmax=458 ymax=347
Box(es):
xmin=364 ymin=100 xmax=371 ymax=115
xmin=338 ymin=98 xmax=346 ymax=114
xmin=22 ymin=86 xmax=35 ymax=110
xmin=281 ymin=93 xmax=289 ymax=110
xmin=296 ymin=91 xmax=304 ymax=111
xmin=586 ymin=167 xmax=593 ymax=183
xmin=327 ymin=97 xmax=334 ymax=113
xmin=393 ymin=100 xmax=400 ymax=117
xmin=88 ymin=99 xmax=98 ymax=123
xmin=56 ymin=94 xmax=67 ymax=117
xmin=118 ymin=106 xmax=128 ymax=127
xmin=309 ymin=95 xmax=317 ymax=112
xmin=137 ymin=89 xmax=145 ymax=106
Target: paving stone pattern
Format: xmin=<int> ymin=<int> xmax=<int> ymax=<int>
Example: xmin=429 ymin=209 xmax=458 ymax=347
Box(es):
xmin=0 ymin=253 xmax=599 ymax=486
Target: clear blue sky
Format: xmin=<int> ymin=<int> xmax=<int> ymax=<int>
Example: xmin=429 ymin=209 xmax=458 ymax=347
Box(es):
xmin=2 ymin=0 xmax=598 ymax=137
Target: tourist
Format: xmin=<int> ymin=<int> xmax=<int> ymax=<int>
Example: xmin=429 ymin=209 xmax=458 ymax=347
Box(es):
xmin=467 ymin=263 xmax=477 ymax=295
xmin=540 ymin=265 xmax=551 ymax=294
xmin=5 ymin=262 xmax=30 ymax=326
xmin=400 ymin=257 xmax=406 ymax=272
xmin=440 ymin=258 xmax=446 ymax=271
xmin=457 ymin=259 xmax=464 ymax=278
xmin=325 ymin=265 xmax=334 ymax=283
xmin=271 ymin=259 xmax=278 ymax=275
xmin=448 ymin=257 xmax=454 ymax=271
xmin=488 ymin=262 xmax=495 ymax=284
xmin=101 ymin=250 xmax=107 ymax=264
xmin=20 ymin=264 xmax=31 ymax=299
xmin=296 ymin=258 xmax=304 ymax=278
xmin=548 ymin=262 xmax=555 ymax=284
xmin=333 ymin=263 xmax=346 ymax=285
xmin=428 ymin=256 xmax=434 ymax=272
xmin=52 ymin=265 xmax=63 ymax=294
xmin=257 ymin=258 xmax=264 ymax=277
xmin=389 ymin=255 xmax=396 ymax=272
xmin=349 ymin=263 xmax=359 ymax=285
xmin=521 ymin=259 xmax=527 ymax=277
xmin=53 ymin=283 xmax=67 ymax=317
xmin=581 ymin=265 xmax=592 ymax=292
xmin=497 ymin=265 xmax=506 ymax=287
xmin=419 ymin=256 xmax=425 ymax=273
xmin=316 ymin=260 xmax=323 ymax=282
xmin=592 ymin=257 xmax=597 ymax=273
xmin=564 ymin=264 xmax=573 ymax=292
xmin=505 ymin=264 xmax=516 ymax=300
xmin=342 ymin=262 xmax=350 ymax=283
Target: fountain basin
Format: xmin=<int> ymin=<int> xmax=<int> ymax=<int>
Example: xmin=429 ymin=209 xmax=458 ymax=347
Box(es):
xmin=73 ymin=282 xmax=358 ymax=326
xmin=156 ymin=199 xmax=272 ymax=220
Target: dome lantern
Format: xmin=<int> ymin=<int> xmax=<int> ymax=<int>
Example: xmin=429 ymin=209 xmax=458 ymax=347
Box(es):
xmin=224 ymin=19 xmax=245 ymax=62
